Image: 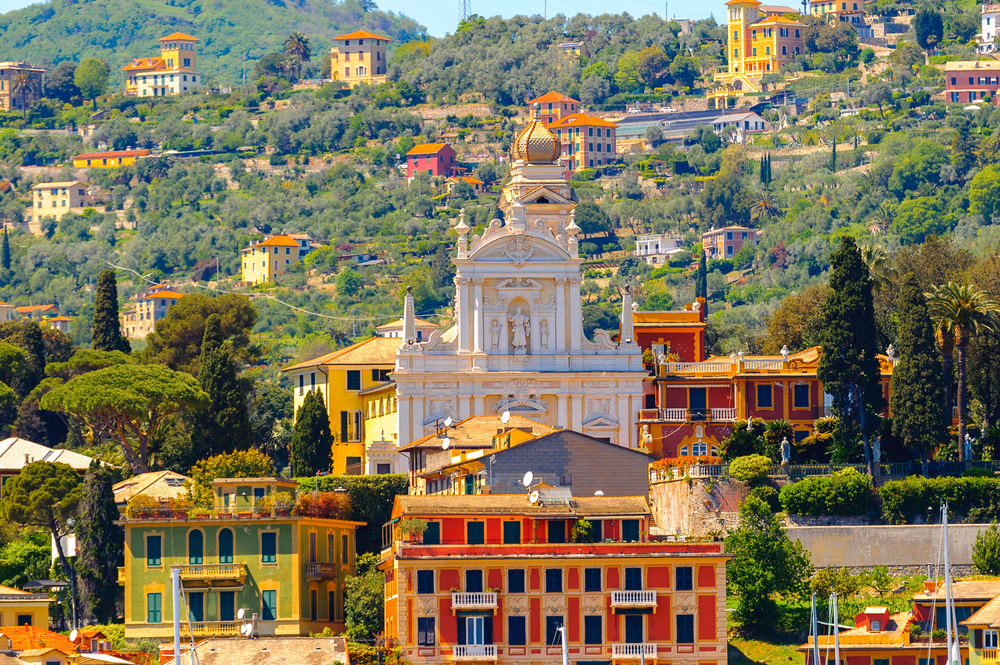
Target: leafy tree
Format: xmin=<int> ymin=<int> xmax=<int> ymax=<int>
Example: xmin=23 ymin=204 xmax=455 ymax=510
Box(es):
xmin=725 ymin=495 xmax=812 ymax=634
xmin=970 ymin=165 xmax=1000 ymax=223
xmin=862 ymin=81 xmax=892 ymax=118
xmin=337 ymin=268 xmax=363 ymax=298
xmin=40 ymin=364 xmax=209 ymax=473
xmin=720 ymin=418 xmax=767 ymax=460
xmin=1 ymin=461 xmax=82 ymax=627
xmin=0 ymin=342 xmax=29 ymax=398
xmin=891 ymin=196 xmax=949 ymax=244
xmin=635 ymin=46 xmax=669 ymax=86
xmin=45 ymin=349 xmax=132 ymax=380
xmin=143 ymin=293 xmax=258 ymax=374
xmin=188 ymin=449 xmax=276 ymax=507
xmin=952 ymin=122 xmax=979 ymax=178
xmin=249 ymin=382 xmax=294 ymax=465
xmin=952 ymin=12 xmax=980 ymax=42
xmin=74 ymin=58 xmax=109 ymax=99
xmin=75 ymin=460 xmax=123 ymax=625
xmin=91 ymin=270 xmax=131 ymax=354
xmin=969 ymin=331 xmax=1000 ymax=430
xmin=0 ymin=535 xmax=51 ymax=589
xmin=973 ymin=522 xmax=1000 ymax=575
xmin=926 ymin=283 xmax=1000 ymax=458
xmin=574 ymin=202 xmax=612 ymax=237
xmin=291 ymin=390 xmax=333 ymax=477
xmin=913 ymin=7 xmax=944 ymax=53
xmin=890 ymin=274 xmax=947 ymax=475
xmin=859 ymin=48 xmax=876 ymax=65
xmin=282 ymin=31 xmax=312 ymax=80
xmin=614 ymin=51 xmax=642 ymax=93
xmin=345 ymin=552 xmax=384 ymax=639
xmin=669 ymin=54 xmax=700 ymax=90
xmin=818 ymin=237 xmax=885 ymax=472
xmin=191 ymin=314 xmax=252 ymax=457
xmin=761 ymin=285 xmax=829 ymax=354
xmin=47 ymin=61 xmax=80 ymax=104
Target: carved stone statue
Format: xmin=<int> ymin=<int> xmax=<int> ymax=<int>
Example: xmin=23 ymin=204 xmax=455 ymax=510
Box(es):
xmin=780 ymin=437 xmax=791 ymax=464
xmin=540 ymin=319 xmax=549 ymax=350
xmin=509 ymin=307 xmax=530 ymax=352
xmin=964 ymin=434 xmax=974 ymax=462
xmin=873 ymin=438 xmax=881 ymax=464
xmin=780 ymin=345 xmax=790 ymax=361
xmin=886 ymin=344 xmax=896 ymax=360
xmin=490 ymin=320 xmax=501 ymax=351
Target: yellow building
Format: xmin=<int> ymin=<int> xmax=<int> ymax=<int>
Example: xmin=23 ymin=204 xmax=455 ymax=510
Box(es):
xmin=122 ymin=285 xmax=184 ymax=340
xmin=0 ymin=585 xmax=51 ymax=627
xmin=329 ymin=30 xmax=391 ymax=87
xmin=714 ymin=0 xmax=804 ymax=100
xmin=123 ymin=32 xmax=203 ymax=97
xmin=282 ymin=336 xmax=399 ymax=475
xmin=240 ymin=235 xmax=304 ymax=285
xmin=72 ymin=149 xmax=151 ymax=168
xmin=29 ymin=181 xmax=92 ymax=225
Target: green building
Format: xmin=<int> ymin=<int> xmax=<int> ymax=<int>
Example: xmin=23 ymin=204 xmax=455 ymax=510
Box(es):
xmin=118 ymin=477 xmax=363 ymax=640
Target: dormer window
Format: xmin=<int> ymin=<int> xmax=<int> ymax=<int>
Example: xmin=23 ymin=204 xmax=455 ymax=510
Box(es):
xmin=870 ymin=620 xmax=881 ymax=632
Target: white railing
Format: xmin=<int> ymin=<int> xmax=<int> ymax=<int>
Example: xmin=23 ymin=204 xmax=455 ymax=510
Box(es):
xmin=664 ymin=362 xmax=732 ymax=374
xmin=187 ymin=621 xmax=242 ymax=636
xmin=744 ymin=359 xmax=784 ymax=370
xmin=179 ymin=564 xmax=245 ymax=580
xmin=612 ymin=644 xmax=657 ymax=659
xmin=611 ymin=590 xmax=657 ymax=606
xmin=711 ymin=408 xmax=737 ymax=421
xmin=452 ymin=592 xmax=498 ymax=609
xmin=453 ymin=645 xmax=498 ymax=659
xmin=660 ymin=408 xmax=687 ymax=422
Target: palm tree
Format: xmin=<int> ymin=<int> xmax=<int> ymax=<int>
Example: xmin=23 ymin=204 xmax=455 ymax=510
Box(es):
xmin=750 ymin=190 xmax=782 ymax=224
xmin=283 ymin=32 xmax=312 ymax=81
xmin=925 ymin=282 xmax=1000 ymax=459
xmin=10 ymin=69 xmax=37 ymax=120
xmin=860 ymin=244 xmax=894 ymax=291
xmin=867 ymin=202 xmax=893 ymax=236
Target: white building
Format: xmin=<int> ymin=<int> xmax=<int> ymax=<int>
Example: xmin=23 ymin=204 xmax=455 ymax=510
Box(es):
xmin=982 ymin=3 xmax=1000 ymax=52
xmin=634 ymin=232 xmax=687 ymax=265
xmin=391 ymin=111 xmax=647 ymax=449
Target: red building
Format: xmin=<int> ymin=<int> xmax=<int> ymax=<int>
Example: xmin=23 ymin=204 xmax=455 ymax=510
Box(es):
xmin=527 ymin=91 xmax=581 ymax=124
xmin=407 ymin=143 xmax=458 ymax=179
xmin=701 ymin=225 xmax=760 ymax=260
xmin=944 ymin=61 xmax=1000 ymax=104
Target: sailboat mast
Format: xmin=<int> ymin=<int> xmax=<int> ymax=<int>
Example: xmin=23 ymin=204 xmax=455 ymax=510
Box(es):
xmin=944 ymin=502 xmax=955 ymax=665
xmin=833 ymin=592 xmax=840 ymax=665
xmin=812 ymin=593 xmax=821 ymax=665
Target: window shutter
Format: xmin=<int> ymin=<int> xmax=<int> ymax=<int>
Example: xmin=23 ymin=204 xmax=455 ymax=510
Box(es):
xmin=976 ymin=630 xmax=984 ymax=649
xmin=457 ymin=617 xmax=467 ymax=645
xmin=341 ymin=411 xmax=349 ymax=441
xmin=485 ymin=616 xmax=494 ymax=645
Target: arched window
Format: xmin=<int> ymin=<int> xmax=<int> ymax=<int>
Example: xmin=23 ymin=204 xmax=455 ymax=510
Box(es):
xmin=189 ymin=530 xmax=204 ymax=565
xmin=679 ymin=445 xmax=689 ymax=456
xmin=219 ymin=529 xmax=234 ymax=564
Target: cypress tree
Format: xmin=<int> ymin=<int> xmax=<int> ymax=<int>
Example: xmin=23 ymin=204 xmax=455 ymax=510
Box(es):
xmin=291 ymin=390 xmax=333 ymax=477
xmin=830 ymin=138 xmax=837 ymax=173
xmin=817 ymin=236 xmax=885 ymax=474
xmin=1 ymin=228 xmax=10 ymax=270
xmin=91 ymin=270 xmax=130 ymax=353
xmin=192 ymin=314 xmax=251 ymax=457
xmin=891 ymin=273 xmax=947 ymax=476
xmin=695 ymin=251 xmax=708 ymax=302
xmin=759 ymin=157 xmax=766 ymax=185
xmin=75 ymin=460 xmax=123 ymax=624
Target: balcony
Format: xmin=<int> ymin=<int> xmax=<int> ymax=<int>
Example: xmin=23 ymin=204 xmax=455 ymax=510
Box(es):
xmin=178 ymin=563 xmax=247 ymax=583
xmin=118 ymin=567 xmax=125 ymax=584
xmin=305 ymin=562 xmax=338 ymax=579
xmin=710 ymin=407 xmax=737 ymax=421
xmin=611 ymin=590 xmax=658 ymax=608
xmin=612 ymin=644 xmax=657 ymax=660
xmin=638 ymin=408 xmax=737 ymax=423
xmin=980 ymin=648 xmax=997 ymax=662
xmin=453 ymin=645 xmax=498 ymax=660
xmin=452 ymin=592 xmax=498 ymax=611
xmin=187 ymin=621 xmax=242 ymax=637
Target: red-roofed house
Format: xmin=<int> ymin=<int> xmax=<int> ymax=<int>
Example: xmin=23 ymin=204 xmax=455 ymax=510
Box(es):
xmin=122 ymin=284 xmax=185 ymax=340
xmin=0 ymin=625 xmax=77 ymax=654
xmin=122 ymin=32 xmax=202 ymax=97
xmin=406 ymin=143 xmax=457 ymax=179
xmin=528 ymin=91 xmax=581 ymax=124
xmin=0 ymin=585 xmax=52 ymax=628
xmin=240 ymin=234 xmax=305 ymax=285
xmin=547 ymin=113 xmax=619 ymax=170
xmin=72 ymin=149 xmax=151 ymax=168
xmin=330 ymin=30 xmax=391 ymax=87
xmin=445 ymin=175 xmax=485 ymax=196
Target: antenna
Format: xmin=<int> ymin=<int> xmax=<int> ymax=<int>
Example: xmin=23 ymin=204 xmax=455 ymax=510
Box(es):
xmin=238 ymin=608 xmax=246 ymax=620
xmin=442 ymin=438 xmax=451 ymax=450
xmin=594 ymin=490 xmax=605 ymax=496
xmin=69 ymin=630 xmax=78 ymax=643
xmin=522 ymin=471 xmax=533 ymax=487
xmin=501 ymin=410 xmax=511 ymax=425
xmin=444 ymin=416 xmax=453 ymax=428
xmin=529 ymin=490 xmax=540 ymax=504
xmin=458 ymin=0 xmax=471 ymax=23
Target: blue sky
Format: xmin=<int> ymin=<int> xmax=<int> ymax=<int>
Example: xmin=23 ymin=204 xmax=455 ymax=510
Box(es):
xmin=0 ymin=0 xmax=725 ymax=39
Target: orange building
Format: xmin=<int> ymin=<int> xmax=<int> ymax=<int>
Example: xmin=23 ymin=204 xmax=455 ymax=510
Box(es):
xmin=527 ymin=91 xmax=581 ymax=125
xmin=330 ymin=30 xmax=391 ymax=87
xmin=381 ymin=494 xmax=731 ymax=665
xmin=547 ymin=113 xmax=618 ymax=171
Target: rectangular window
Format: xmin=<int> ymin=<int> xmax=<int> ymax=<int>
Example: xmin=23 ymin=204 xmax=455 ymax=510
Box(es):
xmin=261 ymin=532 xmax=277 ymax=564
xmin=467 ymin=521 xmax=485 ymax=545
xmin=584 ymin=568 xmax=602 ymax=592
xmin=874 ymin=660 xmax=890 ymax=665
xmin=986 ymin=630 xmax=999 ymax=648
xmin=342 ymin=534 xmax=349 ymax=565
xmin=220 ymin=591 xmax=235 ymax=622
xmin=625 ymin=568 xmax=643 ymax=590
xmin=508 ymin=616 xmax=526 ymax=645
xmin=346 ymin=370 xmax=362 ymax=391
xmin=423 ymin=521 xmax=440 ymax=545
xmin=329 ymin=591 xmax=336 ymax=621
xmin=311 ymin=589 xmax=319 ymax=621
xmin=417 ymin=570 xmax=434 ymax=594
xmin=147 ymin=536 xmax=162 ymax=566
xmin=677 ymin=614 xmax=695 ymax=643
xmin=546 ymin=616 xmax=565 ymax=646
xmin=147 ymin=593 xmax=162 ymax=623
xmin=508 ymin=569 xmax=525 ymax=593
xmin=871 ymin=620 xmax=881 ymax=631
xmin=503 ymin=520 xmax=521 ymax=544
xmin=585 ymin=615 xmax=603 ymax=644
xmin=794 ymin=384 xmax=810 ymax=408
xmin=465 ymin=570 xmax=483 ymax=593
xmin=545 ymin=569 xmax=563 ymax=593
xmin=262 ymin=590 xmax=277 ymax=621
xmin=757 ymin=383 xmax=774 ymax=409
xmin=548 ymin=521 xmax=566 ymax=543
xmin=188 ymin=591 xmax=204 ymax=622
xmin=418 ymin=617 xmax=436 ymax=646
xmin=676 ymin=566 xmax=694 ymax=590
xmin=622 ymin=519 xmax=640 ymax=542
xmin=782 ymin=45 xmax=787 ymax=55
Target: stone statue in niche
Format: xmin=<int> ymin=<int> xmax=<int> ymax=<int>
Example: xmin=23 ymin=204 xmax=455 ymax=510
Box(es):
xmin=490 ymin=320 xmax=501 ymax=351
xmin=509 ymin=307 xmax=530 ymax=353
xmin=540 ymin=319 xmax=549 ymax=350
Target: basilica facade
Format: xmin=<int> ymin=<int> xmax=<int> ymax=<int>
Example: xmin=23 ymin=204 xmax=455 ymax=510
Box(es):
xmin=392 ymin=110 xmax=647 ymax=449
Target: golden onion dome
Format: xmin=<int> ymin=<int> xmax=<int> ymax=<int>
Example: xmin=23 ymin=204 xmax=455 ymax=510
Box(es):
xmin=512 ymin=103 xmax=562 ymax=164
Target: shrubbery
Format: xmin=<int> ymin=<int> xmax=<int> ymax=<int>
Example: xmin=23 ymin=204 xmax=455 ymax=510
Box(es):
xmin=729 ymin=454 xmax=773 ymax=485
xmin=779 ymin=468 xmax=877 ymax=516
xmin=879 ymin=476 xmax=1000 ymax=524
xmin=297 ymin=474 xmax=408 ymax=554
xmin=748 ymin=485 xmax=781 ymax=512
xmin=973 ymin=523 xmax=1000 ymax=575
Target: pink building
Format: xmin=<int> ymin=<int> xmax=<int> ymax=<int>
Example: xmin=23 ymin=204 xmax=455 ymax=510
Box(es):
xmin=406 ymin=143 xmax=458 ymax=179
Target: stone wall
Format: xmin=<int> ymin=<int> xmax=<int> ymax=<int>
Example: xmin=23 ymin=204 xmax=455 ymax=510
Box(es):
xmin=650 ymin=475 xmax=749 ymax=538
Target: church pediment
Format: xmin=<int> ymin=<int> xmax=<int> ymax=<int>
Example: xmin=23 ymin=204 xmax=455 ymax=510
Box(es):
xmin=519 ymin=186 xmax=573 ymax=206
xmin=582 ymin=415 xmax=618 ymax=429
xmin=469 ymin=231 xmax=572 ymax=265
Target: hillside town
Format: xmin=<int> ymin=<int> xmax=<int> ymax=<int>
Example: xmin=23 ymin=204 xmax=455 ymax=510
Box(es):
xmin=0 ymin=0 xmax=1000 ymax=663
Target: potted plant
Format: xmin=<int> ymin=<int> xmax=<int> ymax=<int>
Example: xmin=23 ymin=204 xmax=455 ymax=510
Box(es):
xmin=125 ymin=494 xmax=160 ymax=521
xmin=274 ymin=492 xmax=295 ymax=516
xmin=188 ymin=508 xmax=212 ymax=520
xmin=397 ymin=517 xmax=429 ymax=543
xmin=170 ymin=496 xmax=193 ymax=520
xmin=255 ymin=495 xmax=275 ymax=517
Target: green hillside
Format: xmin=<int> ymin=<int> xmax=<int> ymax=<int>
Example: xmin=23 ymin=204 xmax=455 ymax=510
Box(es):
xmin=0 ymin=0 xmax=426 ymax=85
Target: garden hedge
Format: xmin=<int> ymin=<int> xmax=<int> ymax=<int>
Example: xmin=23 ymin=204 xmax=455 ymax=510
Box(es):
xmin=779 ymin=468 xmax=878 ymax=516
xmin=878 ymin=476 xmax=1000 ymax=524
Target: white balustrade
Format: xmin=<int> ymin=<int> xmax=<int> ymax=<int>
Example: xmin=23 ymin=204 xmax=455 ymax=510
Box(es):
xmin=710 ymin=408 xmax=737 ymax=421
xmin=451 ymin=592 xmax=498 ymax=609
xmin=453 ymin=645 xmax=498 ymax=659
xmin=612 ymin=644 xmax=657 ymax=659
xmin=660 ymin=408 xmax=687 ymax=422
xmin=665 ymin=362 xmax=731 ymax=374
xmin=611 ymin=590 xmax=657 ymax=606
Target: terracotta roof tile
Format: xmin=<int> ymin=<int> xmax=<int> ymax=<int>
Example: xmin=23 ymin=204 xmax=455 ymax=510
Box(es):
xmin=964 ymin=594 xmax=1000 ymax=628
xmin=74 ymin=149 xmax=151 ymax=160
xmin=529 ymin=91 xmax=581 ymax=104
xmin=398 ymin=414 xmax=556 ymax=451
xmin=159 ymin=32 xmax=199 ymax=41
xmin=333 ymin=30 xmax=392 ymax=41
xmin=396 ymin=493 xmax=650 ymax=518
xmin=142 ymin=290 xmax=184 ymax=300
xmin=0 ymin=625 xmax=78 ymax=653
xmin=407 ymin=143 xmax=452 ymax=155
xmin=113 ymin=470 xmax=191 ymax=504
xmin=282 ymin=336 xmax=399 ymax=371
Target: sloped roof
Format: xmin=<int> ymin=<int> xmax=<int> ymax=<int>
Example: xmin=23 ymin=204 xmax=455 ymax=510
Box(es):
xmin=113 ymin=470 xmax=190 ymax=504
xmin=0 ymin=625 xmax=78 ymax=653
xmin=0 ymin=437 xmax=94 ymax=473
xmin=547 ymin=113 xmax=619 ymax=129
xmin=407 ymin=143 xmax=452 ymax=156
xmin=760 ymin=3 xmax=799 ymax=12
xmin=142 ymin=290 xmax=184 ymax=300
xmin=754 ymin=13 xmax=804 ymax=24
xmin=334 ymin=30 xmax=392 ymax=41
xmin=74 ymin=149 xmax=151 ymax=159
xmin=395 ymin=493 xmax=650 ymax=518
xmin=159 ymin=32 xmax=199 ymax=41
xmin=31 ymin=181 xmax=83 ymax=189
xmin=399 ymin=414 xmax=556 ymax=452
xmin=963 ymin=594 xmax=1000 ymax=628
xmin=375 ymin=316 xmax=437 ymax=330
xmin=282 ymin=336 xmax=399 ymax=371
xmin=123 ymin=57 xmax=165 ymax=71
xmin=15 ymin=304 xmax=57 ymax=314
xmin=529 ymin=91 xmax=581 ymax=104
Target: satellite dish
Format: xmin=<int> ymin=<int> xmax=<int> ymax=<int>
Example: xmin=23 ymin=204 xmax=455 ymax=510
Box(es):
xmin=237 ymin=608 xmax=246 ymax=620
xmin=529 ymin=490 xmax=540 ymax=504
xmin=594 ymin=490 xmax=605 ymax=496
xmin=69 ymin=630 xmax=78 ymax=643
xmin=522 ymin=471 xmax=533 ymax=487
xmin=444 ymin=416 xmax=453 ymax=427
xmin=241 ymin=623 xmax=252 ymax=637
xmin=501 ymin=410 xmax=511 ymax=425
xmin=442 ymin=438 xmax=451 ymax=450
